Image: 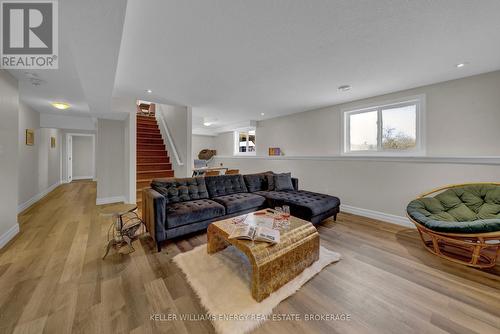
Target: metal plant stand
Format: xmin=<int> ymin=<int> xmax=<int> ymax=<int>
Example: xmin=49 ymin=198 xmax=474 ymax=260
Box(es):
xmin=102 ymin=205 xmax=145 ymax=259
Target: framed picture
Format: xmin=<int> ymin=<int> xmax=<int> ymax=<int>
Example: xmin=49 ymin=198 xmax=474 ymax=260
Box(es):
xmin=26 ymin=129 xmax=34 ymax=146
xmin=50 ymin=136 xmax=56 ymax=148
xmin=268 ymin=147 xmax=281 ymax=156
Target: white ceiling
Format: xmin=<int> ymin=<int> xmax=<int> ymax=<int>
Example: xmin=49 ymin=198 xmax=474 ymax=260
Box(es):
xmin=10 ymin=1 xmax=500 ymax=131
xmin=9 ymin=0 xmax=127 ymax=120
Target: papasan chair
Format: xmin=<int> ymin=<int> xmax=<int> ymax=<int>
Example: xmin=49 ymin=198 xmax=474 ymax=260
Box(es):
xmin=406 ymin=183 xmax=500 ymax=268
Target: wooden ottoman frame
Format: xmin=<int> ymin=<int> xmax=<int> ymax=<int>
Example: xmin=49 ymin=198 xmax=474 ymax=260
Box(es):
xmin=407 ymin=183 xmax=500 ymax=269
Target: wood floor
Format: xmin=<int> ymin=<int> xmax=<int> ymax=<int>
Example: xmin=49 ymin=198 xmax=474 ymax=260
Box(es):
xmin=1 ymin=181 xmax=499 ymax=334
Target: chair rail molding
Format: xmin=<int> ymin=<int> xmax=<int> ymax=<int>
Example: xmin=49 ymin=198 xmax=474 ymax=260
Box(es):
xmin=213 ymin=155 xmax=500 ymax=165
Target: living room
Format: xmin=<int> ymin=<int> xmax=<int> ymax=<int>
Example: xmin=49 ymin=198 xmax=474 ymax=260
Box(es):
xmin=0 ymin=1 xmax=499 ymax=334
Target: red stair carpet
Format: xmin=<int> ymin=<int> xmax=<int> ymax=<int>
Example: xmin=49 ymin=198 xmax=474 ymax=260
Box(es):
xmin=136 ymin=115 xmax=174 ymax=205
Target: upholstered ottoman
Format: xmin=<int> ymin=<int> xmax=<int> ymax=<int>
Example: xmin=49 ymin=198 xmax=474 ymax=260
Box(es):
xmin=257 ymin=190 xmax=340 ymax=224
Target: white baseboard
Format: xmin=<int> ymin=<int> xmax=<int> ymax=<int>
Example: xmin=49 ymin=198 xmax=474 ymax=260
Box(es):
xmin=0 ymin=223 xmax=20 ymax=249
xmin=17 ymin=181 xmax=62 ymax=214
xmin=72 ymin=176 xmax=94 ymax=180
xmin=96 ymin=196 xmax=126 ymax=205
xmin=341 ymin=204 xmax=415 ymax=228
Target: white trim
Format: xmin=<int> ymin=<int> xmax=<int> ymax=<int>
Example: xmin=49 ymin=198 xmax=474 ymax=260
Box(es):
xmin=213 ymin=155 xmax=500 ymax=165
xmin=72 ymin=176 xmax=94 ymax=180
xmin=341 ymin=204 xmax=415 ymax=228
xmin=96 ymin=196 xmax=126 ymax=205
xmin=233 ymin=129 xmax=257 ymax=156
xmin=59 ymin=132 xmax=63 ymax=183
xmin=66 ymin=133 xmax=96 ymax=183
xmin=155 ymin=111 xmax=184 ymax=166
xmin=66 ymin=133 xmax=72 ymax=182
xmin=17 ymin=181 xmax=62 ymax=214
xmin=341 ymin=94 xmax=426 ymax=156
xmin=129 ymin=110 xmax=136 ymax=204
xmin=0 ymin=223 xmax=20 ymax=249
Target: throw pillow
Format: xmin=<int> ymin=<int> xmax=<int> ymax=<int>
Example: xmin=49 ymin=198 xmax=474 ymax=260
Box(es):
xmin=273 ymin=173 xmax=294 ymax=191
xmin=244 ymin=173 xmax=268 ymax=192
xmin=266 ymin=173 xmax=275 ymax=191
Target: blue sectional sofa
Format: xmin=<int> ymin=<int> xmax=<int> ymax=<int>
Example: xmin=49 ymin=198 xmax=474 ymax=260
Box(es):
xmin=142 ymin=172 xmax=340 ymax=251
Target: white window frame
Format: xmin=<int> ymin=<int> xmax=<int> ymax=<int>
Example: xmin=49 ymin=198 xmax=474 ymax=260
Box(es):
xmin=234 ymin=129 xmax=256 ymax=156
xmin=341 ymin=94 xmax=426 ymax=156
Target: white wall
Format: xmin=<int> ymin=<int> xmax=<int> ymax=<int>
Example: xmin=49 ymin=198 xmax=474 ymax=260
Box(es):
xmin=18 ymin=102 xmax=62 ymax=210
xmin=123 ymin=110 xmax=136 ymax=204
xmin=192 ymin=134 xmax=216 ymax=161
xmin=40 ymin=113 xmax=96 ymax=131
xmin=0 ymin=71 xmax=19 ymax=248
xmin=156 ymin=104 xmax=192 ymax=177
xmin=214 ymin=132 xmax=234 ymax=156
xmin=72 ymin=136 xmax=94 ymax=179
xmin=213 ymin=157 xmax=500 ymax=222
xmin=96 ymin=119 xmax=126 ymax=204
xmin=214 ymin=71 xmax=500 ymax=224
xmin=252 ymin=71 xmax=500 ymax=157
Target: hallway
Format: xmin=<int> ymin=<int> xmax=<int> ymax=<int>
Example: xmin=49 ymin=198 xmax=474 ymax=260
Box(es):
xmin=0 ymin=181 xmax=208 ymax=334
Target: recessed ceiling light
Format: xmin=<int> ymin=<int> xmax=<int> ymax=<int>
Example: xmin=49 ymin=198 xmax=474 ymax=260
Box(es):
xmin=51 ymin=102 xmax=70 ymax=110
xmin=260 ymin=113 xmax=265 ymax=116
xmin=455 ymin=63 xmax=467 ymax=68
xmin=146 ymin=89 xmax=152 ymax=93
xmin=338 ymin=85 xmax=351 ymax=92
xmin=203 ymin=122 xmax=212 ymax=126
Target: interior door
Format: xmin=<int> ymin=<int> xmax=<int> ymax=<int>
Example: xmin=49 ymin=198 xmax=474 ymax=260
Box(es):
xmin=67 ymin=135 xmax=73 ymax=182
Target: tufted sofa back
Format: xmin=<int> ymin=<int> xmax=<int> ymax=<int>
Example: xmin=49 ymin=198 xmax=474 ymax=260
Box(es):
xmin=151 ymin=177 xmax=209 ymax=203
xmin=243 ymin=171 xmax=273 ymax=192
xmin=205 ymin=174 xmax=248 ymax=198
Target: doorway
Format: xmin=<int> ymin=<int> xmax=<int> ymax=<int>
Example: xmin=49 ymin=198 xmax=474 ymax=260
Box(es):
xmin=66 ymin=133 xmax=96 ymax=182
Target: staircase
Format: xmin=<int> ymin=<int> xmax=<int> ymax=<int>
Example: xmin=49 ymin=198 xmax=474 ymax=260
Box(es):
xmin=137 ymin=114 xmax=174 ymax=205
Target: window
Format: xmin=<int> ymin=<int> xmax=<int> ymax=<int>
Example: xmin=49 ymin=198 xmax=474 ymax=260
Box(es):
xmin=234 ymin=130 xmax=256 ymax=155
xmin=342 ymin=96 xmax=424 ymax=155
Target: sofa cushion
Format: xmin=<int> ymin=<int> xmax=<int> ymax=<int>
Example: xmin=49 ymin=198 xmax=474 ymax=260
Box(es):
xmin=152 ymin=177 xmax=208 ymax=203
xmin=406 ymin=184 xmax=500 ymax=233
xmin=212 ymin=193 xmax=266 ymax=214
xmin=266 ymin=173 xmax=275 ymax=191
xmin=274 ymin=173 xmax=294 ymax=191
xmin=205 ymin=174 xmax=248 ymax=198
xmin=166 ymin=199 xmax=225 ymax=229
xmin=266 ymin=172 xmax=291 ymax=191
xmin=243 ymin=172 xmax=273 ymax=192
xmin=261 ymin=190 xmax=340 ymax=218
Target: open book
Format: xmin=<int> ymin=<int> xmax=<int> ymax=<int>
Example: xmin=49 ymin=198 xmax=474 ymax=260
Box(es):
xmin=228 ymin=225 xmax=280 ymax=244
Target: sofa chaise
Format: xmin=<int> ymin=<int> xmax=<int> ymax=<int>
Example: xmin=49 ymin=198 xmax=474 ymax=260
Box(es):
xmin=142 ymin=172 xmax=340 ymax=251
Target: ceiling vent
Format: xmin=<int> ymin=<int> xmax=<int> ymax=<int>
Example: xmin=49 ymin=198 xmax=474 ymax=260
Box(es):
xmin=24 ymin=72 xmax=45 ymax=86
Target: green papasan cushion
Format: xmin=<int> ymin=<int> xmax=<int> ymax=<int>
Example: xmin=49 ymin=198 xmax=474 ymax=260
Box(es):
xmin=407 ymin=184 xmax=500 ymax=234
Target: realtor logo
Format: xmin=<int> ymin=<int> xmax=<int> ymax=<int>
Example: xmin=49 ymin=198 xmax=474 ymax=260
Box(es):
xmin=1 ymin=0 xmax=58 ymax=69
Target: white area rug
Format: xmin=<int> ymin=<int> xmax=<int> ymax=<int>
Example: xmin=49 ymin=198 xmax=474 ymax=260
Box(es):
xmin=173 ymin=244 xmax=341 ymax=334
